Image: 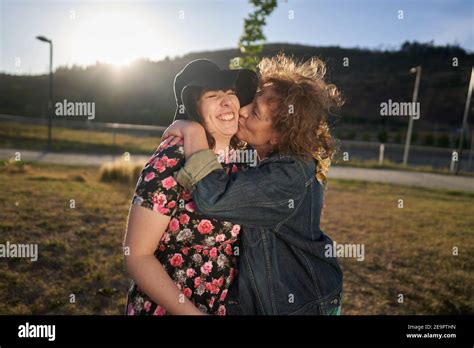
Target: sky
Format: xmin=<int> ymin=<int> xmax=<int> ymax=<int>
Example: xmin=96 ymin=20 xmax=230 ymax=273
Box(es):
xmin=0 ymin=0 xmax=473 ymax=75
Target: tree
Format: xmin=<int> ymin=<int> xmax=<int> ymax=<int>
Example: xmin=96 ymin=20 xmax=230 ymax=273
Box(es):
xmin=437 ymin=135 xmax=450 ymax=148
xmin=377 ymin=130 xmax=388 ymax=143
xmin=424 ymin=133 xmax=435 ymax=146
xmin=230 ymin=0 xmax=278 ymax=70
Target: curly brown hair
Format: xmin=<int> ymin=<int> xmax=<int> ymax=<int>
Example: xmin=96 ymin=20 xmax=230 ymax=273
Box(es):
xmin=257 ymin=54 xmax=344 ymax=161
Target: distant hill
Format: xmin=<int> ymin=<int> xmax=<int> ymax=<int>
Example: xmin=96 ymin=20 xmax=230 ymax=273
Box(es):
xmin=1 ymin=42 xmax=473 ymax=131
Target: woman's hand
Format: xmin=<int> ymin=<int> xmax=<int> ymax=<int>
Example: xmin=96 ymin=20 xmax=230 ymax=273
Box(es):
xmin=161 ymin=120 xmax=202 ymax=147
xmin=161 ymin=120 xmax=209 ymax=159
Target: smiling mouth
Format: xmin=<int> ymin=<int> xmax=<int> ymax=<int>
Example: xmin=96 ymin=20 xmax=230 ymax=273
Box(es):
xmin=216 ymin=112 xmax=235 ymax=121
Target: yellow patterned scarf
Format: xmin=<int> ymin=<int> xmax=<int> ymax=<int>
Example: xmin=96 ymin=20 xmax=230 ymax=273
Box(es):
xmin=312 ymin=152 xmax=331 ymax=189
xmin=311 ymin=122 xmax=332 ymax=188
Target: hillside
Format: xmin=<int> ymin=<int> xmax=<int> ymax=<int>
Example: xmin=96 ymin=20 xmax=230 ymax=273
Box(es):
xmin=1 ymin=42 xmax=473 ymax=130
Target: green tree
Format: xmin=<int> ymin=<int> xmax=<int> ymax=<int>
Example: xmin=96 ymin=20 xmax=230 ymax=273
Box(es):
xmin=230 ymin=0 xmax=278 ymax=70
xmin=377 ymin=130 xmax=388 ymax=143
xmin=424 ymin=133 xmax=435 ymax=146
xmin=437 ymin=135 xmax=450 ymax=148
xmin=394 ymin=132 xmax=402 ymax=144
xmin=345 ymin=131 xmax=356 ymax=140
xmin=362 ymin=133 xmax=371 ymax=142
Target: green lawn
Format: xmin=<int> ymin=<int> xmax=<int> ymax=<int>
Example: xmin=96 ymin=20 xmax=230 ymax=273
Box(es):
xmin=0 ymin=162 xmax=472 ymax=314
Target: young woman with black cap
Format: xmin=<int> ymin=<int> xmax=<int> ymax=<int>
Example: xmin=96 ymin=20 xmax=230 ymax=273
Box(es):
xmin=124 ymin=59 xmax=257 ymax=315
xmin=161 ymin=54 xmax=344 ymax=315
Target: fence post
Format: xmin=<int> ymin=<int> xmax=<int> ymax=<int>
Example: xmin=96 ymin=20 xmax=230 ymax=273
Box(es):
xmin=112 ymin=123 xmax=118 ymax=147
xmin=468 ymin=129 xmax=474 ymax=170
xmin=450 ymin=150 xmax=458 ymax=174
xmin=378 ymin=143 xmax=385 ymax=166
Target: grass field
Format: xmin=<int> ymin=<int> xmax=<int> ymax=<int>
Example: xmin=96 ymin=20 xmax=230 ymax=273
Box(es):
xmin=335 ymin=159 xmax=474 ymax=177
xmin=0 ymin=121 xmax=159 ymax=154
xmin=0 ymin=161 xmax=472 ymax=315
xmin=323 ymin=179 xmax=474 ymax=315
xmin=0 ymin=162 xmax=132 ymax=314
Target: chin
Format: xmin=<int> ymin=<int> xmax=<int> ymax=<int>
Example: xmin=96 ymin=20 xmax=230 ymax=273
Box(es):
xmin=236 ymin=131 xmax=250 ymax=144
xmin=221 ymin=127 xmax=238 ymax=137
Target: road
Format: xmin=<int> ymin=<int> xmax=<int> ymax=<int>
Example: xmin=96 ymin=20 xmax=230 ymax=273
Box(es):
xmin=2 ymin=114 xmax=473 ymax=171
xmin=0 ymin=148 xmax=473 ymax=192
xmin=329 ymin=166 xmax=473 ymax=192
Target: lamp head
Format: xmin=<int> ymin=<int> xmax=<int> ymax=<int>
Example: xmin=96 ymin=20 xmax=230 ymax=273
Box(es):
xmin=36 ymin=36 xmax=51 ymax=43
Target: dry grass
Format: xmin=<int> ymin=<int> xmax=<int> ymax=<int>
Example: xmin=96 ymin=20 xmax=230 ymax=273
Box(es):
xmin=335 ymin=158 xmax=474 ymax=177
xmin=0 ymin=159 xmax=33 ymax=174
xmin=0 ymin=121 xmax=159 ymax=154
xmin=0 ymin=162 xmax=472 ymax=314
xmin=0 ymin=162 xmax=133 ymax=314
xmin=323 ymin=179 xmax=474 ymax=315
xmin=99 ymin=160 xmax=145 ymax=185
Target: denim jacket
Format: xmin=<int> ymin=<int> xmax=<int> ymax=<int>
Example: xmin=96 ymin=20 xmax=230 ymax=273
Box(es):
xmin=176 ymin=149 xmax=343 ymax=315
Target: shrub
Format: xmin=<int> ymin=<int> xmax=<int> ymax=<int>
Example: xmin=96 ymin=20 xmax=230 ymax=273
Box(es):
xmin=99 ymin=160 xmax=144 ymax=184
xmin=394 ymin=132 xmax=402 ymax=143
xmin=424 ymin=134 xmax=435 ymax=146
xmin=453 ymin=135 xmax=471 ymax=149
xmin=377 ymin=130 xmax=388 ymax=143
xmin=437 ymin=135 xmax=450 ymax=148
xmin=0 ymin=159 xmax=32 ymax=174
xmin=345 ymin=131 xmax=356 ymax=140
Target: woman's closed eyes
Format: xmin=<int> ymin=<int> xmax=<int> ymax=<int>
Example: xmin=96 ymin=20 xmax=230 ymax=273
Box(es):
xmin=203 ymin=90 xmax=236 ymax=99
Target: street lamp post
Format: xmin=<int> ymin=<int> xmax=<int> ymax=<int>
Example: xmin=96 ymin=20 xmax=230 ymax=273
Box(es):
xmin=455 ymin=67 xmax=474 ymax=174
xmin=402 ymin=66 xmax=422 ymax=166
xmin=36 ymin=36 xmax=53 ymax=150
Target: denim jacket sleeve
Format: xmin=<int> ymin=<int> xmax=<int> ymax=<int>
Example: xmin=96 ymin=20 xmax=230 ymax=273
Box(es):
xmin=176 ymin=149 xmax=307 ymax=228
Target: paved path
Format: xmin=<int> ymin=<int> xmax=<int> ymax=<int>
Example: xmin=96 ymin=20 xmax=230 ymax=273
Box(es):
xmin=330 ymin=166 xmax=473 ymax=192
xmin=0 ymin=148 xmax=150 ymax=167
xmin=1 ymin=148 xmax=473 ymax=192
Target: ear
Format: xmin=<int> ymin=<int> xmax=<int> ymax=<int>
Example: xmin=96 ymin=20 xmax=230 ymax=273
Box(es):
xmin=269 ymin=132 xmax=279 ymax=146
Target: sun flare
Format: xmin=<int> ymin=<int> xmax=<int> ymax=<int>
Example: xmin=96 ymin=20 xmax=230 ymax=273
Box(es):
xmin=71 ymin=9 xmax=157 ymax=67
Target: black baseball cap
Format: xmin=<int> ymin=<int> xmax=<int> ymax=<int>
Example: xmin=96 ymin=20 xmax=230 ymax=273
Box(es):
xmin=173 ymin=59 xmax=258 ymax=121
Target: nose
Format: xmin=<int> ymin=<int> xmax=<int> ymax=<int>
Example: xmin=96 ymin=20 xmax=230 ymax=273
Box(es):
xmin=220 ymin=93 xmax=233 ymax=107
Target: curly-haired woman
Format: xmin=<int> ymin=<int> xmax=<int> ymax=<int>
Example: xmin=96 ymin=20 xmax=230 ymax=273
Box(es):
xmin=162 ymin=54 xmax=345 ymax=315
xmin=124 ymin=59 xmax=257 ymax=315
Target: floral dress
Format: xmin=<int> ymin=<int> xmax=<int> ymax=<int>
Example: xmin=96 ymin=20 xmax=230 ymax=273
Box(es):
xmin=126 ymin=141 xmax=244 ymax=316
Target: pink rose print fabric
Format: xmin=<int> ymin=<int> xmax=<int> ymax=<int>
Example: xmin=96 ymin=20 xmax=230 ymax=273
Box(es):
xmin=126 ymin=142 xmax=245 ymax=315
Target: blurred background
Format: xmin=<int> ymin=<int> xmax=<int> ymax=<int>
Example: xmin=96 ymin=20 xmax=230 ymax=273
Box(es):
xmin=0 ymin=0 xmax=473 ymax=315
